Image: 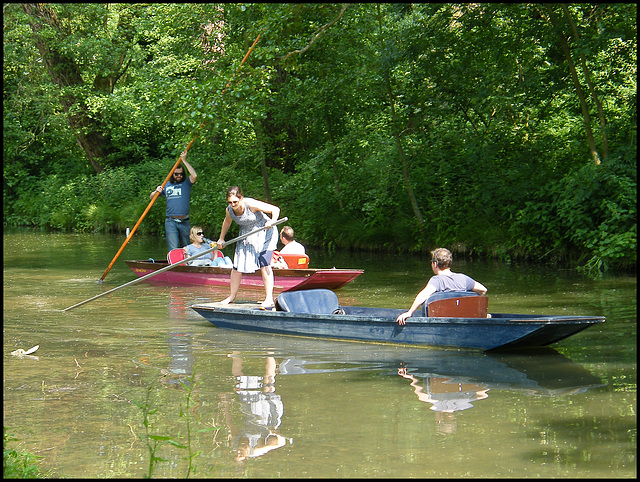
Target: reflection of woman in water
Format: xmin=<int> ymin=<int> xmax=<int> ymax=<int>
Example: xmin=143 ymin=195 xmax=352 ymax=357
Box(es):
xmin=223 ymin=353 xmax=289 ymax=462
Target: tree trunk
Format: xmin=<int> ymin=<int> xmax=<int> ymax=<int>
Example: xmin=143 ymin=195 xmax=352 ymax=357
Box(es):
xmin=544 ymin=4 xmax=600 ymax=165
xmin=253 ymin=118 xmax=272 ymax=202
xmin=324 ymin=114 xmax=345 ymax=211
xmin=22 ymin=3 xmax=112 ymax=173
xmin=377 ymin=6 xmax=424 ymax=225
xmin=386 ymin=80 xmax=424 ymax=225
xmin=561 ymin=4 xmax=609 ymax=160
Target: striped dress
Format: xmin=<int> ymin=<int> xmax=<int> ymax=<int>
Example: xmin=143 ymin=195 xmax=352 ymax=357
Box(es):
xmin=227 ymin=198 xmax=277 ymax=273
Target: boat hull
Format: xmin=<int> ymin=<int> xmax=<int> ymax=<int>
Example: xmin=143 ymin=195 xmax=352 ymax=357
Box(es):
xmin=124 ymin=260 xmax=363 ymax=292
xmin=190 ymin=304 xmax=605 ymax=351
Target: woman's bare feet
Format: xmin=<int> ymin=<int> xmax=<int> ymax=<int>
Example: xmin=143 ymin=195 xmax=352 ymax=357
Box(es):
xmin=220 ymin=296 xmax=235 ymax=305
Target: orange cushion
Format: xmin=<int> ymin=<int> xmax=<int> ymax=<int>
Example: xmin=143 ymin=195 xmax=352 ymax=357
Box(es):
xmin=277 ymin=253 xmax=309 ymax=269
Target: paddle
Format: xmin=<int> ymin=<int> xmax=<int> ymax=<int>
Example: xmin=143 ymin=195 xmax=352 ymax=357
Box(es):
xmin=98 ymin=30 xmax=263 ymax=283
xmin=63 ymin=217 xmax=287 ymax=312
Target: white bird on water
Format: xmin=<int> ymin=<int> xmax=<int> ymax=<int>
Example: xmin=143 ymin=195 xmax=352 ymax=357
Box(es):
xmin=11 ymin=345 xmax=39 ymax=357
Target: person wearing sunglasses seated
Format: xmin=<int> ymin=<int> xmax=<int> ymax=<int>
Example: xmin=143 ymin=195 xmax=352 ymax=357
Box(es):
xmin=183 ymin=226 xmax=232 ymax=267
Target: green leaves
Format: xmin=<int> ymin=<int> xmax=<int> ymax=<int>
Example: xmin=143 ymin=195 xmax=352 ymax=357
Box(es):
xmin=3 ymin=3 xmax=636 ymax=269
xmin=510 ymin=155 xmax=636 ymax=270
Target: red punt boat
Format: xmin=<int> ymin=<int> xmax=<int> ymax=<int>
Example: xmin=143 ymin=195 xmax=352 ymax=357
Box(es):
xmin=124 ymin=259 xmax=363 ymax=292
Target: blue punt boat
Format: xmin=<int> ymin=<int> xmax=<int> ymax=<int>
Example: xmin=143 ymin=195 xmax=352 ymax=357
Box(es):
xmin=190 ymin=289 xmax=605 ymax=352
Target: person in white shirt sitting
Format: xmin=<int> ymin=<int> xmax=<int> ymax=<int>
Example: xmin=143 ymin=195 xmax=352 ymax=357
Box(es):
xmin=271 ymin=226 xmax=306 ymax=269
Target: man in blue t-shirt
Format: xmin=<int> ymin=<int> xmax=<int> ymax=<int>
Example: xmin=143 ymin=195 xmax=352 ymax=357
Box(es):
xmin=151 ymin=150 xmax=197 ymax=251
xmin=396 ymin=247 xmax=487 ymax=325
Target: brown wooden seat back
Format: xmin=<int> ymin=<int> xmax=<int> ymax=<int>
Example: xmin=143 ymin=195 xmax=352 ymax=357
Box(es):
xmin=424 ymin=292 xmax=488 ymax=318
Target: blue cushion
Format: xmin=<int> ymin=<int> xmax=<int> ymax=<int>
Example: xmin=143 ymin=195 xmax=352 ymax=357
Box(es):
xmin=276 ymin=289 xmax=339 ymax=314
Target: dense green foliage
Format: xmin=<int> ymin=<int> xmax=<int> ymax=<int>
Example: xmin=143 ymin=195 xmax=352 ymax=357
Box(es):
xmin=3 ymin=428 xmax=51 ymax=478
xmin=3 ymin=4 xmax=636 ymax=272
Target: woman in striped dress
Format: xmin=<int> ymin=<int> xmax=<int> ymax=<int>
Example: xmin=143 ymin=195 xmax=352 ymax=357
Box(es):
xmin=217 ymin=186 xmax=281 ymax=309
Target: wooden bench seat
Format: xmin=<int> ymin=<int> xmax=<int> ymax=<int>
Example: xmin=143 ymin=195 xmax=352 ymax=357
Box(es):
xmin=423 ymin=291 xmax=488 ymax=318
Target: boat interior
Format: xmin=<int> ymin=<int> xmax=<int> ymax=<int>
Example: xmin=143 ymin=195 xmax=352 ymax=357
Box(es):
xmin=274 ymin=289 xmax=489 ymax=318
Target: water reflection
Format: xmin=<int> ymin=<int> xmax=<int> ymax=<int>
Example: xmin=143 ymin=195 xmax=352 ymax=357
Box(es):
xmin=385 ymin=348 xmax=606 ymax=433
xmin=3 ymin=230 xmax=634 ymax=478
xmin=397 ymin=367 xmax=490 ymax=412
xmin=205 ymin=333 xmax=605 ymax=431
xmin=388 ymin=348 xmax=606 ymax=398
xmin=397 ymin=367 xmax=490 ymax=433
xmin=169 ymin=290 xmax=192 ymax=320
xmin=224 ymin=352 xmax=290 ymax=462
xmin=160 ymin=291 xmax=201 ymax=388
xmin=162 ymin=332 xmax=195 ymax=385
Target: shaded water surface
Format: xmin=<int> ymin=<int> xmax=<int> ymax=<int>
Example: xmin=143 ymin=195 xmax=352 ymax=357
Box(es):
xmin=3 ymin=231 xmax=636 ymax=478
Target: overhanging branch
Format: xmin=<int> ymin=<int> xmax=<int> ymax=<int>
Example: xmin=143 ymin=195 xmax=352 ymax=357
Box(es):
xmin=279 ymin=4 xmax=351 ymax=61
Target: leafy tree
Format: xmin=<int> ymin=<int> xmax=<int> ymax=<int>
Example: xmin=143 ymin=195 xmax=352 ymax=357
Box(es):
xmin=3 ymin=3 xmax=636 ymax=271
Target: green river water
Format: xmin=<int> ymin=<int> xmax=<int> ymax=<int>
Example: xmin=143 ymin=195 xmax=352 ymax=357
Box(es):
xmin=3 ymin=230 xmax=636 ymax=478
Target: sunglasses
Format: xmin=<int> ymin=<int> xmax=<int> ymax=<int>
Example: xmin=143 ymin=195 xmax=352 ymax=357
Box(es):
xmin=196 ymin=232 xmax=204 ymax=236
xmin=174 ymin=172 xmax=184 ymax=176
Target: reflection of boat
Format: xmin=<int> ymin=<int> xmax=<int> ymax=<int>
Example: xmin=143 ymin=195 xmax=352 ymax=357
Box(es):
xmin=191 ymin=289 xmax=605 ymax=351
xmin=396 ymin=348 xmax=605 ymax=397
xmin=199 ymin=331 xmax=604 ymax=399
xmin=281 ymin=349 xmax=604 ymax=397
xmin=125 ymin=259 xmax=362 ymax=292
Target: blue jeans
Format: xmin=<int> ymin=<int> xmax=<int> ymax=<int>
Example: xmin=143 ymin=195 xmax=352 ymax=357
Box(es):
xmin=165 ymin=217 xmax=191 ymax=252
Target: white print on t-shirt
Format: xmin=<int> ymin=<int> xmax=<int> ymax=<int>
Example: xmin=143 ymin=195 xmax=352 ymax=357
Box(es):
xmin=165 ymin=186 xmax=182 ymax=198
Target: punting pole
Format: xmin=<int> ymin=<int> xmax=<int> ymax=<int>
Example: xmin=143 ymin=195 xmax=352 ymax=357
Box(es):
xmin=64 ymin=217 xmax=287 ymax=312
xmin=97 ymin=30 xmax=263 ymax=283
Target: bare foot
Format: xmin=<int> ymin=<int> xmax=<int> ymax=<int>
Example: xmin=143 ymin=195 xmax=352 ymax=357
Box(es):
xmin=220 ymin=297 xmax=235 ymax=305
xmin=260 ymin=300 xmax=275 ymax=310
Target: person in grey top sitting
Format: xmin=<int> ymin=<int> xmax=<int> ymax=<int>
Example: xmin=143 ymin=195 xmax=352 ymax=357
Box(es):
xmin=396 ymin=247 xmax=487 ymax=325
xmin=183 ymin=226 xmax=232 ymax=267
